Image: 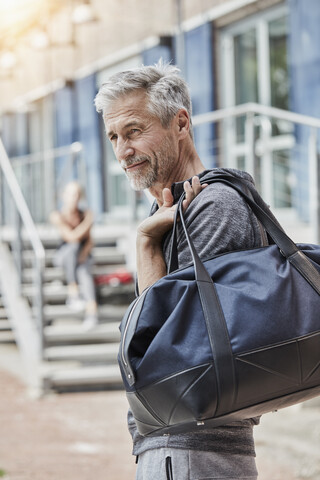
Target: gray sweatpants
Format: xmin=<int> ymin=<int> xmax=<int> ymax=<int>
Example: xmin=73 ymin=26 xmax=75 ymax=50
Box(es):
xmin=135 ymin=448 xmax=258 ymax=480
xmin=53 ymin=242 xmax=96 ymax=303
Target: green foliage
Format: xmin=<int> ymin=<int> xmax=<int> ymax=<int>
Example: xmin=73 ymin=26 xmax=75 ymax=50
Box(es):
xmin=0 ymin=469 xmax=7 ymax=477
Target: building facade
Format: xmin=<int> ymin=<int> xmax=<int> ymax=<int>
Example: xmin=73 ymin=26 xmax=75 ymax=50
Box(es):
xmin=0 ymin=0 xmax=319 ymax=225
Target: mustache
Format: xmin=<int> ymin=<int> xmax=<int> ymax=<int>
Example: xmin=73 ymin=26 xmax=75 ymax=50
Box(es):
xmin=120 ymin=155 xmax=150 ymax=169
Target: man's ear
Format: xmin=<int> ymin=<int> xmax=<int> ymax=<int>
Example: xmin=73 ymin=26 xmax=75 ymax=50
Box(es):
xmin=176 ymin=109 xmax=190 ymax=139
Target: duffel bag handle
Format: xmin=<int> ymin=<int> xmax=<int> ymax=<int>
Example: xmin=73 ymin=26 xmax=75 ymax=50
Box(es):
xmin=174 ymin=174 xmax=320 ymax=296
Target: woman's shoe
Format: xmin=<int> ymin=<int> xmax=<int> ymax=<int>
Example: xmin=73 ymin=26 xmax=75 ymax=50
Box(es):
xmin=82 ymin=314 xmax=98 ymax=330
xmin=66 ymin=295 xmax=86 ymax=312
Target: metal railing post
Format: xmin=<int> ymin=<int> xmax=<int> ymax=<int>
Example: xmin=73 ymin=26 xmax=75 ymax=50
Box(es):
xmin=14 ymin=208 xmax=23 ymax=293
xmin=0 ymin=169 xmax=3 ymax=229
xmin=34 ymin=255 xmax=45 ymax=355
xmin=255 ymin=116 xmax=273 ymax=208
xmin=244 ymin=112 xmax=255 ymax=178
xmin=309 ymin=127 xmax=320 ymax=243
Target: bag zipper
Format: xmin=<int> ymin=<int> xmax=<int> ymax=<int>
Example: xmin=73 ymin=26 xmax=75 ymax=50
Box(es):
xmin=121 ymin=286 xmax=151 ymax=381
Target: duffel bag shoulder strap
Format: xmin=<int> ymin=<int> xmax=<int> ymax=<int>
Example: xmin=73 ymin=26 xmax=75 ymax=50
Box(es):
xmin=172 ymin=174 xmax=320 ymax=415
xmin=167 ymin=174 xmax=270 ymax=273
xmin=175 ymin=173 xmax=320 ymax=296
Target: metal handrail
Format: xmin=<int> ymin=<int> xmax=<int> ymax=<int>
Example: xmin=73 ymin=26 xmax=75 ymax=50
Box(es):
xmin=9 ymin=141 xmax=83 ymax=167
xmin=192 ymin=102 xmax=320 ymax=129
xmin=192 ymin=102 xmax=320 ymax=243
xmin=8 ymin=141 xmax=85 ymax=222
xmin=0 ymin=137 xmax=46 ymax=353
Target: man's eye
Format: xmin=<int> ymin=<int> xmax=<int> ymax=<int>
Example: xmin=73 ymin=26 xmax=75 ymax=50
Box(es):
xmin=110 ymin=134 xmax=117 ymax=141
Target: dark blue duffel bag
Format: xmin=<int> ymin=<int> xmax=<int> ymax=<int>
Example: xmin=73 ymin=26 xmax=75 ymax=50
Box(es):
xmin=118 ymin=175 xmax=320 ymax=436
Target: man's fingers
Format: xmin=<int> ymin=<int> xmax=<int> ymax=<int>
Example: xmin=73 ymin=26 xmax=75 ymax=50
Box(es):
xmin=163 ymin=176 xmax=207 ymax=213
xmin=162 ymin=188 xmax=174 ymax=207
xmin=182 ymin=181 xmax=193 ymax=211
xmin=191 ymin=176 xmax=202 ymax=194
xmin=183 ymin=177 xmax=200 ymax=210
xmin=182 ymin=177 xmax=208 ymax=211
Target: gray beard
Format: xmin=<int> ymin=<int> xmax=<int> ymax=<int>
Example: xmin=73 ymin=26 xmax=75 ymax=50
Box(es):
xmin=125 ymin=136 xmax=175 ymax=191
xmin=127 ymin=166 xmax=158 ymax=191
xmin=124 ymin=154 xmax=159 ymax=191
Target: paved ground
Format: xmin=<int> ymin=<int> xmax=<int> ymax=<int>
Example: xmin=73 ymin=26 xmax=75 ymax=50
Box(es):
xmin=0 ymin=345 xmax=320 ymax=480
xmin=0 ymin=366 xmax=135 ymax=480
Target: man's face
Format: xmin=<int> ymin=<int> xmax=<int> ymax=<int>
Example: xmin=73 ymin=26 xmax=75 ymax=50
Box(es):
xmin=103 ymin=90 xmax=178 ymax=191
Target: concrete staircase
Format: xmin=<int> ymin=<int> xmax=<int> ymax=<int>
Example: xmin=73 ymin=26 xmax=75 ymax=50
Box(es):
xmin=0 ymin=224 xmax=135 ymax=393
xmin=0 ymin=295 xmax=15 ymax=344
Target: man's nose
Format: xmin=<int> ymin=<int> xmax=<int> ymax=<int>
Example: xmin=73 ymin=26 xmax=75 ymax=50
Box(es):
xmin=116 ymin=138 xmax=135 ymax=161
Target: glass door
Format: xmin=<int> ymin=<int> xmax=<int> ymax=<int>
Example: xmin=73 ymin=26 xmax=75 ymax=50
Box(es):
xmin=234 ymin=28 xmax=258 ymax=143
xmin=220 ymin=5 xmax=294 ymax=210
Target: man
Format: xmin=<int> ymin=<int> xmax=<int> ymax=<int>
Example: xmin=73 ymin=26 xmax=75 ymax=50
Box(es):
xmin=95 ymin=62 xmax=263 ymax=480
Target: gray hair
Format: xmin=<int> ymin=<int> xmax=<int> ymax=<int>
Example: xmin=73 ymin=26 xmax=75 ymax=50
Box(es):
xmin=94 ymin=60 xmax=193 ymax=138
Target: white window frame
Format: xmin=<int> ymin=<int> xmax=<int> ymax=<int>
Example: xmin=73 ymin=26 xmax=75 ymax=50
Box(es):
xmin=219 ymin=4 xmax=295 ymax=210
xmin=220 ymin=4 xmax=288 ymax=110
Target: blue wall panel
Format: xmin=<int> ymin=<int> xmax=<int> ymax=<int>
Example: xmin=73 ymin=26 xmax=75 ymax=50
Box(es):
xmin=54 ymin=85 xmax=75 ymax=197
xmin=143 ymin=40 xmax=174 ymax=66
xmin=1 ymin=112 xmax=29 ymax=224
xmin=184 ymin=23 xmax=215 ymax=168
xmin=54 ymin=85 xmax=75 ymax=147
xmin=75 ymin=74 xmax=103 ymax=218
xmin=1 ymin=114 xmax=15 ymax=157
xmin=289 ymin=0 xmax=320 ymax=220
xmin=0 ymin=114 xmax=15 ymax=224
xmin=15 ymin=113 xmax=29 ymax=156
xmin=289 ymin=0 xmax=320 ymax=118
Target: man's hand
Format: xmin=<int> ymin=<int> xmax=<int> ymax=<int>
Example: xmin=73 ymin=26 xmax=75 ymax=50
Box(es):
xmin=183 ymin=176 xmax=208 ymax=211
xmin=136 ymin=176 xmax=207 ymax=293
xmin=137 ymin=187 xmax=176 ymax=244
xmin=137 ymin=176 xmax=207 ymax=244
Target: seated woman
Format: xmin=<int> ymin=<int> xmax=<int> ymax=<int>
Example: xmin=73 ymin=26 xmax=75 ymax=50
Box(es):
xmin=50 ymin=181 xmax=98 ymax=329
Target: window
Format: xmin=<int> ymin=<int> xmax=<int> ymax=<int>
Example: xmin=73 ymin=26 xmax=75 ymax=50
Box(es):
xmin=220 ymin=5 xmax=293 ymax=209
xmin=234 ymin=29 xmax=258 ymax=141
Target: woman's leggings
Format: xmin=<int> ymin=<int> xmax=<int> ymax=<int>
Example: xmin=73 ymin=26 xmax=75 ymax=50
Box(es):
xmin=53 ymin=242 xmax=96 ymax=303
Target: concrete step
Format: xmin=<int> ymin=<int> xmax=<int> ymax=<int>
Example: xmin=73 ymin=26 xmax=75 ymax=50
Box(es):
xmin=1 ymin=223 xmax=133 ymax=248
xmin=23 ymin=283 xmax=134 ymax=304
xmin=0 ymin=319 xmax=11 ymax=331
xmin=44 ymin=322 xmax=120 ymax=344
xmin=43 ymin=303 xmax=127 ymax=321
xmin=22 ymin=264 xmax=127 ymax=283
xmin=44 ymin=342 xmax=119 ymax=362
xmin=43 ymin=364 xmax=122 ymax=390
xmin=0 ymin=308 xmax=8 ymax=319
xmin=22 ymin=247 xmax=126 ymax=267
xmin=23 ymin=267 xmax=64 ymax=283
xmin=0 ymin=330 xmax=15 ymax=343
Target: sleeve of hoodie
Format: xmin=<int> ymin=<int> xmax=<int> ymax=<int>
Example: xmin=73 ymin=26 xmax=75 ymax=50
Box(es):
xmin=175 ymin=182 xmax=263 ymax=268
